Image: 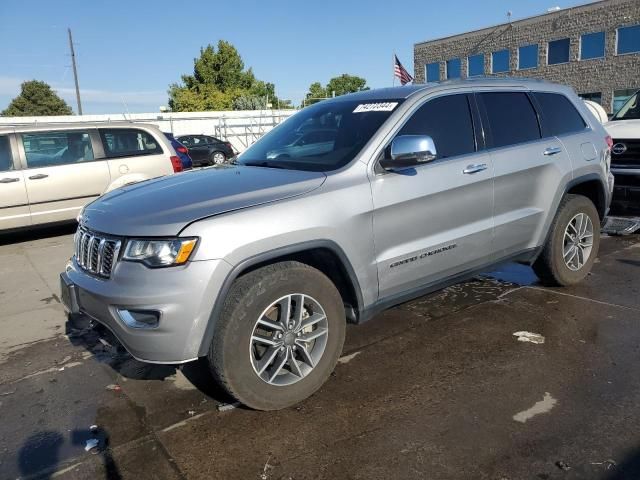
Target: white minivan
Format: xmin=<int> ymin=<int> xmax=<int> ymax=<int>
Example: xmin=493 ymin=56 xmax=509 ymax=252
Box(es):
xmin=0 ymin=122 xmax=183 ymax=231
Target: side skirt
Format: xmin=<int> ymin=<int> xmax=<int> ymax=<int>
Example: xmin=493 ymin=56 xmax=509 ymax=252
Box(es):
xmin=357 ymin=248 xmax=538 ymax=323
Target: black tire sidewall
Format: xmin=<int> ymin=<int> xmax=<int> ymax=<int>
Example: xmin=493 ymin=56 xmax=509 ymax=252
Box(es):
xmin=548 ymin=196 xmax=600 ymax=285
xmin=211 ymin=264 xmax=345 ymax=410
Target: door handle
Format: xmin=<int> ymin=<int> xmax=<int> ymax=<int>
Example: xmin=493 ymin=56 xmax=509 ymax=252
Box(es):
xmin=0 ymin=177 xmax=19 ymax=183
xmin=543 ymin=147 xmax=562 ymax=156
xmin=463 ymin=163 xmax=488 ymax=174
xmin=28 ymin=174 xmax=49 ymax=180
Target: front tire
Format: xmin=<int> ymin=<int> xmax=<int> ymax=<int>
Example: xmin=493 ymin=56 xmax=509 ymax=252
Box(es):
xmin=208 ymin=261 xmax=346 ymax=410
xmin=533 ymin=194 xmax=600 ymax=286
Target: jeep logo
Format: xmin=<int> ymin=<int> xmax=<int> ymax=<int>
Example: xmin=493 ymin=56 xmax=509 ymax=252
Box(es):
xmin=612 ymin=143 xmax=627 ymax=155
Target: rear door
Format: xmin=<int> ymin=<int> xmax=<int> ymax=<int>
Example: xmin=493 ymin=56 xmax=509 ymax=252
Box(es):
xmin=371 ymin=93 xmax=495 ymax=299
xmin=18 ymin=129 xmax=111 ymax=225
xmin=0 ymin=134 xmax=31 ymax=230
xmin=531 ymin=91 xmax=598 ymax=180
xmin=477 ymin=91 xmax=572 ymax=258
xmin=185 ymin=135 xmax=210 ymax=162
xmin=99 ymin=128 xmax=172 ymax=182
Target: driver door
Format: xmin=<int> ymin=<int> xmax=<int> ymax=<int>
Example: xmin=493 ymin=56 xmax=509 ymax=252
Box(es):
xmin=370 ymin=93 xmax=495 ymax=299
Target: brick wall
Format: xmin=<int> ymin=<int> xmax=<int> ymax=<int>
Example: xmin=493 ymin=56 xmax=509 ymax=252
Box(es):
xmin=413 ymin=0 xmax=640 ymax=113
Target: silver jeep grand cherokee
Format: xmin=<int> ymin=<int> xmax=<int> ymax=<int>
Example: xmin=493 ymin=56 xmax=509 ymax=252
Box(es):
xmin=61 ymin=79 xmax=614 ymax=410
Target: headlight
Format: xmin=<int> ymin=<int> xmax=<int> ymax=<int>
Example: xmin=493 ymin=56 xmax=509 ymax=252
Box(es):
xmin=122 ymin=238 xmax=198 ymax=267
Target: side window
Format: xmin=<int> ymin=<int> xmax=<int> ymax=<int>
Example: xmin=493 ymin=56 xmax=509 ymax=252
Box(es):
xmin=397 ymin=94 xmax=476 ymax=159
xmin=99 ymin=129 xmax=162 ymax=158
xmin=203 ymin=136 xmax=216 ymax=144
xmin=478 ymin=92 xmax=540 ymax=149
xmin=533 ymin=92 xmax=586 ymax=137
xmin=22 ymin=131 xmax=94 ymax=168
xmin=0 ymin=136 xmax=14 ymax=172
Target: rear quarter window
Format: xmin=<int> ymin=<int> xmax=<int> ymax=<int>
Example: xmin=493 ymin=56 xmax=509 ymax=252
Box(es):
xmin=99 ymin=129 xmax=163 ymax=158
xmin=533 ymin=92 xmax=587 ymax=137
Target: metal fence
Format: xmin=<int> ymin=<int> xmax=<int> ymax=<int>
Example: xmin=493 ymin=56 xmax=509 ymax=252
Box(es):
xmin=0 ymin=109 xmax=298 ymax=153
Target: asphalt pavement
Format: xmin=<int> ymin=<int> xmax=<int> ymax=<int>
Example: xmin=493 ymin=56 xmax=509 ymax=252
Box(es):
xmin=1 ymin=223 xmax=639 ymax=479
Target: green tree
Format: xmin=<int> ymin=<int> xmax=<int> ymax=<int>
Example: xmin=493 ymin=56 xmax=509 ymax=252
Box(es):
xmin=1 ymin=80 xmax=73 ymax=116
xmin=303 ymin=82 xmax=328 ymax=106
xmin=326 ymin=74 xmax=368 ymax=97
xmin=303 ymin=74 xmax=369 ymax=107
xmin=169 ymin=40 xmax=283 ymax=111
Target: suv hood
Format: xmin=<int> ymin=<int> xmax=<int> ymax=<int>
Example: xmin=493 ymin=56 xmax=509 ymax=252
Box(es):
xmin=82 ymin=166 xmax=326 ymax=236
xmin=605 ymin=119 xmax=640 ymax=138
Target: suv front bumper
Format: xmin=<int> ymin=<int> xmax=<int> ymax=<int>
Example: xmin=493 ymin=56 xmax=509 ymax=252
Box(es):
xmin=61 ymin=257 xmax=231 ymax=364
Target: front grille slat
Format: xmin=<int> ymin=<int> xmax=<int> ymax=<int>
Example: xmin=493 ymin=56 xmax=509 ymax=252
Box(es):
xmin=611 ymin=138 xmax=640 ymax=168
xmin=74 ymin=227 xmax=121 ymax=278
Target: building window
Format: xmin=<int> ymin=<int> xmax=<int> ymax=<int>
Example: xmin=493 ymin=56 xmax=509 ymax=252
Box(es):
xmin=492 ymin=49 xmax=510 ymax=73
xmin=617 ymin=24 xmax=640 ymax=55
xmin=446 ymin=58 xmax=461 ymax=79
xmin=467 ymin=54 xmax=484 ymax=77
xmin=426 ymin=62 xmax=440 ymax=83
xmin=613 ymin=88 xmax=639 ymax=114
xmin=580 ymin=32 xmax=605 ymax=60
xmin=548 ymin=38 xmax=570 ymax=64
xmin=578 ymin=92 xmax=602 ymax=105
xmin=518 ymin=44 xmax=538 ymax=69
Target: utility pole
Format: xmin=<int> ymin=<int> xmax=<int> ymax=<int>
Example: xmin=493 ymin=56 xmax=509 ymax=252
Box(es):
xmin=67 ymin=28 xmax=83 ymax=115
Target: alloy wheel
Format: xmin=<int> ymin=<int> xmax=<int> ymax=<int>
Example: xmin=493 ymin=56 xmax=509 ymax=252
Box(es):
xmin=249 ymin=294 xmax=328 ymax=386
xmin=563 ymin=213 xmax=594 ymax=271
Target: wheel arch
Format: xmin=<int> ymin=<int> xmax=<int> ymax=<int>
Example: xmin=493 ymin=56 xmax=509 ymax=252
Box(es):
xmin=529 ymin=172 xmax=607 ymax=265
xmin=197 ymin=240 xmax=364 ymax=357
xmin=566 ymin=175 xmax=607 ymax=221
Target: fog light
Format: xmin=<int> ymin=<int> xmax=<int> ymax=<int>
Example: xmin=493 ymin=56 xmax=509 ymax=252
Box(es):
xmin=117 ymin=309 xmax=160 ymax=329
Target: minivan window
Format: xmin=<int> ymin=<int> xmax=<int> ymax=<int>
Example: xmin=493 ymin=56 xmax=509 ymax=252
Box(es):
xmin=398 ymin=94 xmax=475 ymax=159
xmin=0 ymin=136 xmax=13 ymax=172
xmin=238 ymin=98 xmax=404 ymax=172
xmin=100 ymin=129 xmax=162 ymax=158
xmin=22 ymin=131 xmax=94 ymax=168
xmin=478 ymin=92 xmax=541 ymax=149
xmin=533 ymin=92 xmax=586 ymax=136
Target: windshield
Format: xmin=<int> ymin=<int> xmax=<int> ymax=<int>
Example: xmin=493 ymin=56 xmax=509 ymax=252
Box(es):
xmin=237 ymin=99 xmax=403 ymax=171
xmin=612 ymin=91 xmax=640 ymax=121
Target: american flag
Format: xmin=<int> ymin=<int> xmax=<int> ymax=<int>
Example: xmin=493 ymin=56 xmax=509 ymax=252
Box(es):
xmin=394 ymin=55 xmax=413 ymax=85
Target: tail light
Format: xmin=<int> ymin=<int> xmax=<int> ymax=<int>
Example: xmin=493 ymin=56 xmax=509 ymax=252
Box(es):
xmin=176 ymin=146 xmax=188 ymax=154
xmin=225 ymin=142 xmax=233 ymax=151
xmin=170 ymin=155 xmax=183 ymax=173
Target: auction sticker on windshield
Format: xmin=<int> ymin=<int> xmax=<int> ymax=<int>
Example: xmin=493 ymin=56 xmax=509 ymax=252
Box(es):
xmin=353 ymin=102 xmax=398 ymax=113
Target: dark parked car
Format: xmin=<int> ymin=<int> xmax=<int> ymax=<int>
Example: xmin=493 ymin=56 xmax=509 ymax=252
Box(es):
xmin=176 ymin=134 xmax=235 ymax=166
xmin=163 ymin=133 xmax=193 ymax=170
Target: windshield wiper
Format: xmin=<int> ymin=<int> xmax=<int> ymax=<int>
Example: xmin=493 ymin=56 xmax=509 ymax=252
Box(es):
xmin=242 ymin=161 xmax=287 ymax=169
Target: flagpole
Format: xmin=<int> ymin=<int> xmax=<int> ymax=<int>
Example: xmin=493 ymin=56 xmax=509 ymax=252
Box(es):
xmin=392 ymin=52 xmax=396 ymax=87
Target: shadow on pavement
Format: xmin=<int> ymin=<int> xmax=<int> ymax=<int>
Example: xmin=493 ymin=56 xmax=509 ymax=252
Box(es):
xmin=65 ymin=313 xmax=234 ymax=405
xmin=0 ymin=222 xmax=77 ymax=246
xmin=18 ymin=427 xmax=122 ymax=480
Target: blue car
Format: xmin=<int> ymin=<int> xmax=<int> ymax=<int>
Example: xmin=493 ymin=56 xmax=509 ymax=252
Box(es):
xmin=163 ymin=133 xmax=193 ymax=170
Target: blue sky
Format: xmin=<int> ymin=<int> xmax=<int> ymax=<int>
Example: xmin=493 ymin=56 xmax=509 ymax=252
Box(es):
xmin=0 ymin=0 xmax=590 ymax=114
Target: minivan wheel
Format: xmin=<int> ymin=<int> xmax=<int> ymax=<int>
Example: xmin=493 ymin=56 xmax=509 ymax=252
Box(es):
xmin=207 ymin=261 xmax=346 ymax=410
xmin=210 ymin=151 xmax=226 ymax=165
xmin=533 ymin=194 xmax=600 ymax=286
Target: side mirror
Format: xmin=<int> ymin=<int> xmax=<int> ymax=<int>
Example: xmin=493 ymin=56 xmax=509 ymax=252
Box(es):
xmin=380 ymin=135 xmax=437 ymax=170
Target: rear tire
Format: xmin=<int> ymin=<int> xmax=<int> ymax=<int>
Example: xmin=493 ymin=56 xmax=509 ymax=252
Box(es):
xmin=208 ymin=261 xmax=346 ymax=410
xmin=210 ymin=151 xmax=226 ymax=165
xmin=533 ymin=194 xmax=600 ymax=286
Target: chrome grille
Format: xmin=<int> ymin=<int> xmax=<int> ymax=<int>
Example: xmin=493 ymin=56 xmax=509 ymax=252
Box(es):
xmin=74 ymin=227 xmax=121 ymax=278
